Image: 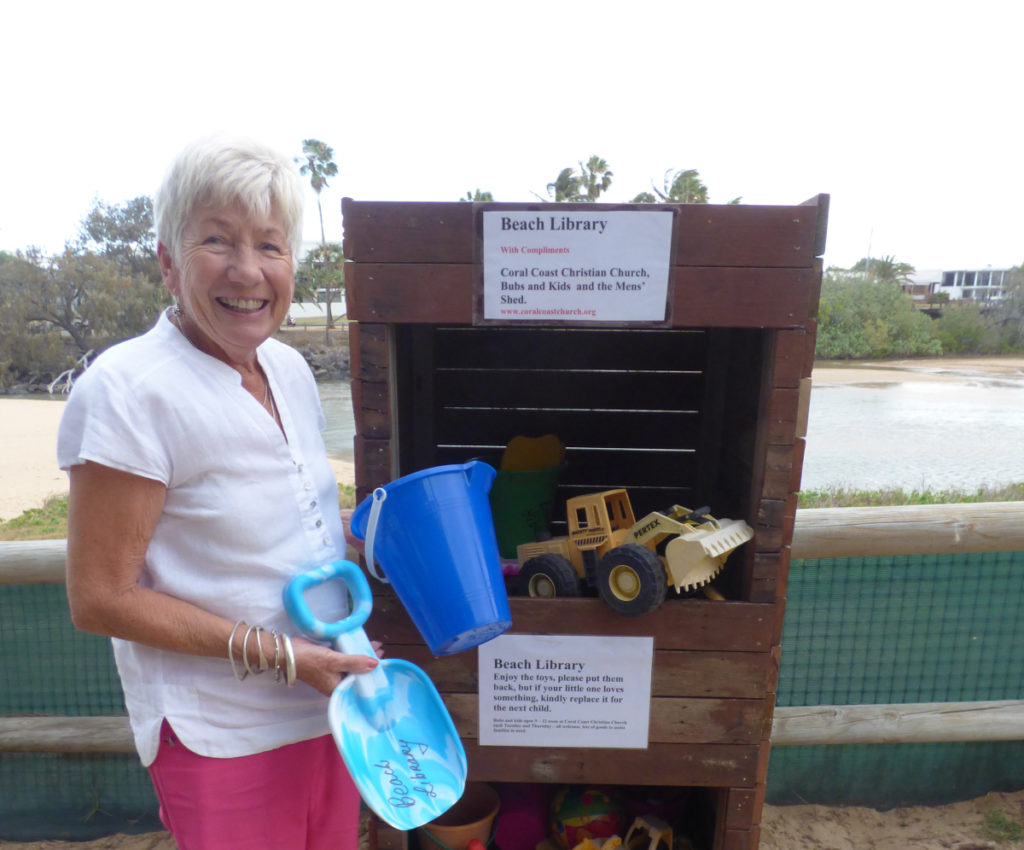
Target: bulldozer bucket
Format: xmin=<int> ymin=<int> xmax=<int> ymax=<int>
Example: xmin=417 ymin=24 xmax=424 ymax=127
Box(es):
xmin=663 ymin=519 xmax=754 ymax=592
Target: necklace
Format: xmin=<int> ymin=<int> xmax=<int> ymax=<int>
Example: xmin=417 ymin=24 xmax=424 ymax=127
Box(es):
xmin=173 ymin=308 xmax=278 ymax=423
xmin=261 ymin=371 xmax=279 ymax=421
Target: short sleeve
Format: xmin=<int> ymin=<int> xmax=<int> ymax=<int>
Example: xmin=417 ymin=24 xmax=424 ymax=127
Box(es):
xmin=57 ymin=363 xmax=172 ymax=485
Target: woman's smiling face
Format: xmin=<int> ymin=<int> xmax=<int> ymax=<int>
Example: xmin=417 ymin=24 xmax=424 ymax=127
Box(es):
xmin=159 ymin=201 xmax=295 ymax=368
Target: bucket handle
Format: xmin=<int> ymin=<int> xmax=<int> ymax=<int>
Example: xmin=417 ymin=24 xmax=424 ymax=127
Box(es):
xmin=363 ymin=487 xmax=390 ymax=584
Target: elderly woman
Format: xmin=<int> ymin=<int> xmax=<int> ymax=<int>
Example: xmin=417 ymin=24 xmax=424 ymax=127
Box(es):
xmin=57 ymin=137 xmax=378 ymax=849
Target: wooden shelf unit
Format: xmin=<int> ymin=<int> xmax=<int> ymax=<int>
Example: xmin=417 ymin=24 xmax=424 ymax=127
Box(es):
xmin=343 ymin=196 xmax=828 ymax=850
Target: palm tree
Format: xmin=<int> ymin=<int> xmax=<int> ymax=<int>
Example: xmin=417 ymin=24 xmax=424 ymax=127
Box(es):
xmin=297 ymin=139 xmax=338 ymax=245
xmin=578 ymin=155 xmax=613 ymax=201
xmin=297 ymin=139 xmax=339 ymax=338
xmin=539 ymin=156 xmax=613 ymax=202
xmin=657 ymin=168 xmax=708 ymax=204
xmin=853 ymin=255 xmax=916 ymax=285
xmin=545 ymin=167 xmax=583 ymax=202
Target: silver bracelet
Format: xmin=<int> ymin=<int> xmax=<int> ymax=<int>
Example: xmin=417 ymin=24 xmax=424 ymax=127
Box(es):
xmin=228 ymin=620 xmax=248 ymax=681
xmin=255 ymin=626 xmax=269 ymax=673
xmin=281 ymin=633 xmax=297 ymax=687
xmin=272 ymin=630 xmax=282 ymax=682
xmin=242 ymin=625 xmax=259 ymax=676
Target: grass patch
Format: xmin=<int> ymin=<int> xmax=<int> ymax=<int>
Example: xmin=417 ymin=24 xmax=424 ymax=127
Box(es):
xmin=0 ymin=495 xmax=69 ymax=540
xmin=798 ymin=482 xmax=1024 ymax=509
xmin=980 ymin=809 xmax=1024 ymax=844
xmin=338 ymin=483 xmax=356 ymax=510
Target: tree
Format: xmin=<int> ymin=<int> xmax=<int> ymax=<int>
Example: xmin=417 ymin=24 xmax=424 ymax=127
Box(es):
xmin=578 ymin=155 xmax=613 ymax=201
xmin=539 ymin=156 xmax=613 ymax=202
xmin=0 ymin=247 xmax=167 ymax=387
xmin=987 ymin=263 xmax=1024 ymax=351
xmin=851 ymin=255 xmax=916 ymax=286
xmin=297 ymin=139 xmax=338 ymax=245
xmin=296 ymin=242 xmax=345 ymax=343
xmin=815 ymin=272 xmax=941 ymax=359
xmin=297 ymin=139 xmax=341 ymax=338
xmin=460 ymin=189 xmax=495 ymax=202
xmin=77 ymin=196 xmax=159 ymax=281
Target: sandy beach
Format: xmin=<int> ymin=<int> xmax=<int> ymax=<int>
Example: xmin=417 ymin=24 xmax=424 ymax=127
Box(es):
xmin=3 ymin=355 xmax=1023 ymax=522
xmin=0 ymin=398 xmax=355 ymax=522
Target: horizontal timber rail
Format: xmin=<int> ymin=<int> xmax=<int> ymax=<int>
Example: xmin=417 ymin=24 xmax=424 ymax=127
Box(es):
xmin=3 ymin=501 xmax=1023 ymax=753
xmin=3 ymin=700 xmax=1023 ymax=754
xmin=5 ymin=503 xmax=1023 ymax=584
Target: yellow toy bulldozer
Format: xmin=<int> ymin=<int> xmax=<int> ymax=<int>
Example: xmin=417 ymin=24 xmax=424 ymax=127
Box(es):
xmin=516 ymin=489 xmax=753 ymax=617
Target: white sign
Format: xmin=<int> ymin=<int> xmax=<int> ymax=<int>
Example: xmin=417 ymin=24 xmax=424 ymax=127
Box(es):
xmin=482 ymin=210 xmax=673 ymax=322
xmin=478 ymin=633 xmax=654 ymax=749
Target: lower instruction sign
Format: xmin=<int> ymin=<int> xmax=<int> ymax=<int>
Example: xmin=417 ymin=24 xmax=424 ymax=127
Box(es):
xmin=478 ymin=633 xmax=654 ymax=749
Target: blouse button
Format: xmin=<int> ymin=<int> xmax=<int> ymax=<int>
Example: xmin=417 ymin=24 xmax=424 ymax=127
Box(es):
xmin=310 ymin=500 xmax=317 ymax=509
xmin=316 ymin=520 xmax=323 ymax=528
xmin=303 ymin=481 xmax=313 ymax=490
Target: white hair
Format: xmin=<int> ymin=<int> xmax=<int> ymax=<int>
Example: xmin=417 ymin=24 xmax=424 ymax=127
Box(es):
xmin=154 ymin=136 xmax=305 ymax=270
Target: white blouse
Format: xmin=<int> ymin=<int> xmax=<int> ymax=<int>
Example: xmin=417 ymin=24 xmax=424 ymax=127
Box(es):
xmin=58 ymin=310 xmax=348 ymax=765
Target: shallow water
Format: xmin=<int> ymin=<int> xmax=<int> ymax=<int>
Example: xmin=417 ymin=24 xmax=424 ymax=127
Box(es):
xmin=319 ymin=374 xmax=1024 ymax=492
xmin=319 ymin=380 xmax=355 ymax=461
xmin=801 ymin=374 xmax=1024 ymax=492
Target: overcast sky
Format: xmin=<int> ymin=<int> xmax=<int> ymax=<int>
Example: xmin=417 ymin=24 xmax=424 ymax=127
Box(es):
xmin=2 ymin=0 xmax=1020 ymax=272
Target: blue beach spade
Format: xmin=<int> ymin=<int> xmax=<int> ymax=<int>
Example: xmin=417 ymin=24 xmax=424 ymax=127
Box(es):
xmin=284 ymin=559 xmax=467 ymax=831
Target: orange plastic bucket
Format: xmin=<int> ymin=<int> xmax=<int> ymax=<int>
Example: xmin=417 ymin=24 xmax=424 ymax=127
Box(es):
xmin=418 ymin=782 xmax=501 ymax=850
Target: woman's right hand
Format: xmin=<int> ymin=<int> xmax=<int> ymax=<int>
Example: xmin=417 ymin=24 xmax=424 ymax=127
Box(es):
xmin=292 ymin=636 xmax=383 ymax=697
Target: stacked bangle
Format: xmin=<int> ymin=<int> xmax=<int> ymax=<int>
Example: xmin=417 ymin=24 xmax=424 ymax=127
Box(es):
xmin=228 ymin=620 xmax=296 ymax=686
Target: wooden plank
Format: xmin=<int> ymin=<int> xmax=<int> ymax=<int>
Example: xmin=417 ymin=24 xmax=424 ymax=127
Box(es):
xmin=668 ymin=267 xmax=817 ymax=329
xmin=771 ymin=329 xmax=815 ymax=387
xmin=347 ymin=263 xmax=472 ymax=323
xmin=353 ymin=434 xmax=392 ymax=502
xmin=350 ymin=322 xmax=389 ymax=382
xmin=432 ymin=326 xmax=709 ymax=371
xmin=761 ymin=445 xmax=795 ymax=501
xmin=443 ymin=694 xmax=767 ymax=744
xmin=762 ymin=387 xmax=800 ymax=444
xmin=721 ymin=829 xmax=757 ymax=850
xmin=365 ymin=596 xmax=774 ymax=652
xmin=341 ymin=199 xmax=825 ymax=269
xmin=802 ymin=193 xmax=831 ymax=258
xmin=748 ymin=552 xmax=779 ymax=605
xmin=723 ymin=787 xmax=758 ymax=831
xmin=368 ymin=819 xmax=408 ymax=850
xmin=433 ymin=367 xmax=704 ymax=410
xmin=772 ymin=700 xmax=1024 ymax=746
xmin=0 ymin=540 xmax=66 ymax=585
xmin=347 ymin=265 xmax=819 ymax=328
xmin=461 ymin=741 xmax=758 ymax=787
xmin=791 ymin=501 xmax=1024 ymax=559
xmin=434 ymin=408 xmax=703 ymax=451
xmin=343 ymin=198 xmax=475 ymax=264
xmin=0 ymin=715 xmax=134 ymax=753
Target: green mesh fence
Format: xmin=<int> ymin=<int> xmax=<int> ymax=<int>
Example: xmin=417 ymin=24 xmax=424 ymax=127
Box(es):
xmin=0 ymin=584 xmax=160 ymax=839
xmin=767 ymin=550 xmax=1024 ymax=808
xmin=4 ymin=553 xmax=1024 ymax=837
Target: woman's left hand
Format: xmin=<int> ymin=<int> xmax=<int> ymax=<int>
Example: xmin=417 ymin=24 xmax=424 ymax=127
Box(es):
xmin=291 ymin=637 xmax=384 ymax=697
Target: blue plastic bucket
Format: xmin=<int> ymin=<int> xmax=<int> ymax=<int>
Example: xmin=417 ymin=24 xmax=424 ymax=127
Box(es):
xmin=350 ymin=461 xmax=512 ymax=655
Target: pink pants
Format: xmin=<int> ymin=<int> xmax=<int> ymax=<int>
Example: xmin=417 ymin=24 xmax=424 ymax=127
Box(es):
xmin=148 ymin=720 xmax=360 ymax=850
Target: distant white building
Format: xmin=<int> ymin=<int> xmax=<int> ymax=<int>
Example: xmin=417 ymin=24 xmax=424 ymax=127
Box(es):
xmin=905 ymin=267 xmax=1012 ymax=304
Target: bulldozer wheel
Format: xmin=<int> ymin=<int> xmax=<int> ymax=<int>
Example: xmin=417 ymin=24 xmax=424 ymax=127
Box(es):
xmin=519 ymin=554 xmax=580 ymax=599
xmin=596 ymin=544 xmax=667 ymax=617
